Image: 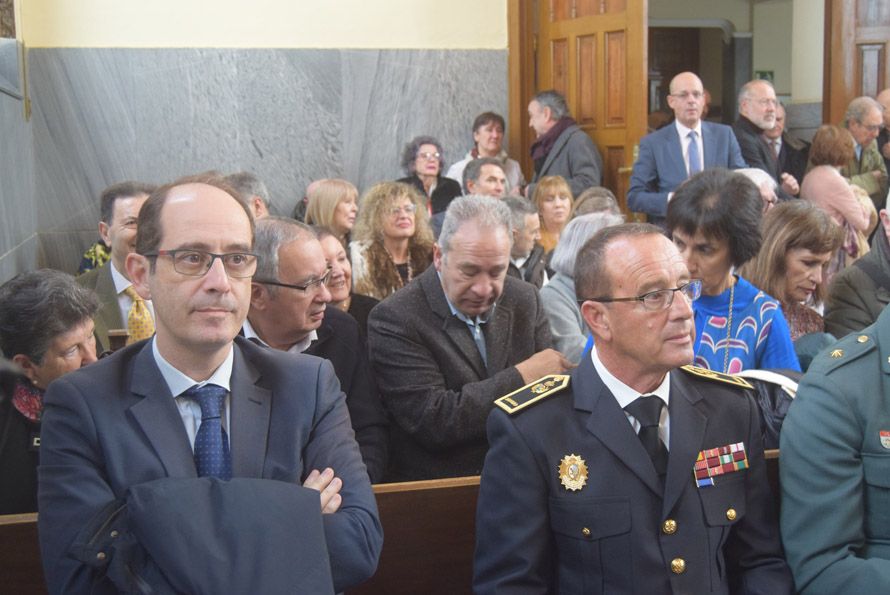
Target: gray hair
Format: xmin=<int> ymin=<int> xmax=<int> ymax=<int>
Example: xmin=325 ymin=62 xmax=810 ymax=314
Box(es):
xmin=253 ymin=216 xmax=315 ymax=295
xmin=550 ymin=212 xmax=625 ymax=278
xmin=735 ymin=168 xmax=777 ymax=190
xmin=502 ymin=195 xmax=538 ymax=231
xmin=846 ymin=96 xmax=884 ymax=124
xmin=0 ymin=270 xmax=99 ymax=363
xmin=532 ymin=89 xmax=570 ymax=121
xmin=401 ymin=135 xmax=445 ymax=175
xmin=225 ymin=171 xmax=271 ymax=211
xmin=439 ymin=195 xmax=512 ymax=256
xmin=574 ymin=222 xmax=664 ymax=302
xmin=463 ymin=157 xmax=506 ymax=193
xmin=738 ymin=79 xmax=775 ymax=105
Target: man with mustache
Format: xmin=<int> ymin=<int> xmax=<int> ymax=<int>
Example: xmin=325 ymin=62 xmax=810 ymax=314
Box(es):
xmin=38 ymin=175 xmax=382 ymax=594
xmin=77 ymin=181 xmax=156 ymax=352
xmin=244 ymin=217 xmax=388 ymax=482
xmin=474 ymin=223 xmax=792 ymax=593
xmin=368 ymin=195 xmax=571 ymax=481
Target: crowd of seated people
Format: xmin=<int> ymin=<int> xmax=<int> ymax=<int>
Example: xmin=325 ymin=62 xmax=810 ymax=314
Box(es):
xmin=6 ymin=83 xmax=890 ymax=592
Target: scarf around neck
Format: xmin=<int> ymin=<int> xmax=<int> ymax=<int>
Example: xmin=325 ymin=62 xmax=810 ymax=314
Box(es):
xmin=530 ymin=117 xmax=577 ymax=161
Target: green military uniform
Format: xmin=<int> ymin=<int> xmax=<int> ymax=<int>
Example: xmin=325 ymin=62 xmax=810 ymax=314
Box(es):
xmin=781 ymin=305 xmax=890 ymax=593
xmin=840 ymin=127 xmax=888 ymax=210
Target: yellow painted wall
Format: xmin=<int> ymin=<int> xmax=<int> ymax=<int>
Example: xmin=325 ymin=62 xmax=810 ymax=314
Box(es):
xmin=753 ymin=0 xmax=792 ymax=95
xmin=21 ymin=0 xmax=508 ymax=49
xmin=791 ymin=0 xmax=823 ymax=103
xmin=649 ymin=0 xmax=751 ymax=32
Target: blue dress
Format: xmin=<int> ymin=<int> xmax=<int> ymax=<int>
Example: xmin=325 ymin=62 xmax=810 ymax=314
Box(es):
xmin=692 ymin=276 xmax=800 ymax=373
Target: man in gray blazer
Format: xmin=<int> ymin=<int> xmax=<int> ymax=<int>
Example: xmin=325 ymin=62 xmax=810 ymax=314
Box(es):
xmin=525 ymin=89 xmax=604 ymax=199
xmin=39 ymin=175 xmax=382 ymax=594
xmin=368 ymin=195 xmax=572 ymax=481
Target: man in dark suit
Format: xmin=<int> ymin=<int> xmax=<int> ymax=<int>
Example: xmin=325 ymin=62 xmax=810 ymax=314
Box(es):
xmin=77 ymin=181 xmax=156 ymax=352
xmin=734 ymin=79 xmax=800 ymax=200
xmin=474 ymin=223 xmax=792 ymax=593
xmin=504 ymin=195 xmax=547 ymax=288
xmin=525 ymin=89 xmax=603 ymax=199
xmin=764 ymin=103 xmax=809 ymax=186
xmin=38 ymin=175 xmax=382 ymax=594
xmin=628 ymin=71 xmax=747 ymax=223
xmin=245 ymin=216 xmax=388 ymax=482
xmin=368 ymin=195 xmax=571 ymax=481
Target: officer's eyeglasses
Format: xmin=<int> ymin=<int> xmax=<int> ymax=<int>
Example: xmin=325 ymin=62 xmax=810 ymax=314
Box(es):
xmin=580 ymin=279 xmax=702 ymax=312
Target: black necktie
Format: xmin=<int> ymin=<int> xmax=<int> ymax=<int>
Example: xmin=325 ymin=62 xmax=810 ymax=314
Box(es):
xmin=624 ymin=396 xmax=668 ymax=481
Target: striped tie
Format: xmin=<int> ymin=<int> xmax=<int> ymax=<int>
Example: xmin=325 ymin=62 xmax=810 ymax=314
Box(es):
xmin=123 ymin=286 xmax=155 ymax=344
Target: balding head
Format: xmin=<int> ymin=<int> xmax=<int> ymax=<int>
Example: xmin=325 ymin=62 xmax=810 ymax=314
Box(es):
xmin=667 ymin=72 xmax=705 ymax=128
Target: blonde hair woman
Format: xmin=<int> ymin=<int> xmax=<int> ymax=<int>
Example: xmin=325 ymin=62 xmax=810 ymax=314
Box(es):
xmin=532 ymin=175 xmax=573 ymax=253
xmin=305 ymin=179 xmax=359 ymax=246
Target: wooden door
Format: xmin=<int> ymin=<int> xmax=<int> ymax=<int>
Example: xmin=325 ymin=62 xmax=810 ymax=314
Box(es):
xmin=513 ymin=0 xmax=647 ymax=213
xmin=824 ymin=0 xmax=890 ymax=123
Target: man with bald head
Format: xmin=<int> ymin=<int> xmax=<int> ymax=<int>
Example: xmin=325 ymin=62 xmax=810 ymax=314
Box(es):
xmin=842 ymin=95 xmax=889 ymax=209
xmin=628 ymin=72 xmax=746 ymax=223
xmin=38 ymin=175 xmax=382 ymax=593
xmin=734 ymin=79 xmax=800 ymax=199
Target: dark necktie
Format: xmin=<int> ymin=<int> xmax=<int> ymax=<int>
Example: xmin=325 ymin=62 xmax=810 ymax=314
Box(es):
xmin=624 ymin=396 xmax=669 ymax=482
xmin=185 ymin=384 xmax=232 ymax=480
xmin=687 ymin=130 xmax=702 ymax=176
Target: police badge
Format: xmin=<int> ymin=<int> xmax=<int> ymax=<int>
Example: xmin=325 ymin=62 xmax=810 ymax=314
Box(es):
xmin=558 ymin=454 xmax=588 ymax=491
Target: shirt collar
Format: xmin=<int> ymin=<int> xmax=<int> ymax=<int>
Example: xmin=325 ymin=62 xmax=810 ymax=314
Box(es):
xmin=152 ymin=337 xmax=234 ymax=397
xmin=242 ymin=318 xmax=317 ymax=354
xmin=675 ymin=119 xmax=702 ymax=138
xmin=110 ymin=260 xmax=132 ymax=294
xmin=438 ymin=271 xmax=495 ymax=326
xmin=589 ymin=345 xmax=670 ymax=409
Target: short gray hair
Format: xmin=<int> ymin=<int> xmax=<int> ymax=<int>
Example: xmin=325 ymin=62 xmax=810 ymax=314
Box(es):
xmin=462 ymin=157 xmax=505 ymax=193
xmin=253 ymin=216 xmax=315 ymax=295
xmin=438 ymin=195 xmax=512 ymax=256
xmin=738 ymin=79 xmax=775 ymax=105
xmin=574 ymin=222 xmax=664 ymax=301
xmin=532 ymin=89 xmax=569 ymax=121
xmin=550 ymin=212 xmax=624 ymax=278
xmin=0 ymin=270 xmax=99 ymax=363
xmin=225 ymin=171 xmax=271 ymax=211
xmin=401 ymin=135 xmax=445 ymax=175
xmin=502 ymin=195 xmax=537 ymax=231
xmin=735 ymin=168 xmax=777 ymax=190
xmin=846 ymin=96 xmax=883 ymax=124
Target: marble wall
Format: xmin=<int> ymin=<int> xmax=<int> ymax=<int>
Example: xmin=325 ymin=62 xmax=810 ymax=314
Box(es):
xmin=26 ymin=48 xmax=509 ymax=273
xmin=0 ymin=91 xmax=37 ymax=282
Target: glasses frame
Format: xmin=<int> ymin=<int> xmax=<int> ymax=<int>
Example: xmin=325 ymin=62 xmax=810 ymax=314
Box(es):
xmin=254 ymin=266 xmax=333 ymax=293
xmin=145 ymin=249 xmax=258 ymax=278
xmin=579 ymin=279 xmax=703 ymax=312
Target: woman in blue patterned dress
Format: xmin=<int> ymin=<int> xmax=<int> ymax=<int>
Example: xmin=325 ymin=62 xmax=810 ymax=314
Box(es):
xmin=666 ymin=168 xmax=800 ymax=373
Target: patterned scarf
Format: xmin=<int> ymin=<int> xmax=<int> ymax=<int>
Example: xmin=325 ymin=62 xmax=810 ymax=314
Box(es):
xmin=12 ymin=381 xmax=44 ymax=423
xmin=530 ymin=117 xmax=577 ymax=161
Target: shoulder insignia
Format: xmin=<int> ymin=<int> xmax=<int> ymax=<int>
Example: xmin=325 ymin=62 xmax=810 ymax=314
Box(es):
xmin=815 ymin=331 xmax=876 ymax=375
xmin=680 ymin=365 xmax=753 ymax=390
xmin=495 ymin=374 xmax=570 ymax=415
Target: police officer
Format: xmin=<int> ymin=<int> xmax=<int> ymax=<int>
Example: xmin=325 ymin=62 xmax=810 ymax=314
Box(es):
xmin=474 ymin=223 xmax=792 ymax=593
xmin=781 ymin=305 xmax=890 ymax=593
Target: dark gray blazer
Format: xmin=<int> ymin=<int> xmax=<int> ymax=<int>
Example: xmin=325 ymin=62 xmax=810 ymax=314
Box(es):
xmin=76 ymin=262 xmax=124 ymax=353
xmin=38 ymin=336 xmax=382 ymax=594
xmin=527 ymin=123 xmax=604 ymax=198
xmin=367 ymin=266 xmax=553 ymax=481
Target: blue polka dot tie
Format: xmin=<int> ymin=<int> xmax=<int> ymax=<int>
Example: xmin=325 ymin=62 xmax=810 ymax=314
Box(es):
xmin=185 ymin=384 xmax=232 ymax=480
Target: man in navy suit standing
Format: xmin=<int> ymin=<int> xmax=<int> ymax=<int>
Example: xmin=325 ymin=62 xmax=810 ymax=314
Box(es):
xmin=628 ymin=72 xmax=747 ymax=224
xmin=38 ymin=175 xmax=382 ymax=594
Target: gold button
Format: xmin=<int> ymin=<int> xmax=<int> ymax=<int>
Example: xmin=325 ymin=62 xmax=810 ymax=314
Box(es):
xmin=662 ymin=519 xmax=677 ymax=535
xmin=671 ymin=558 xmax=686 ymax=574
xmin=582 ymin=527 xmax=591 ymax=537
xmin=726 ymin=508 xmax=737 ymax=521
xmin=858 ymin=335 xmax=869 ymax=343
xmin=110 ymin=530 xmax=119 ymax=538
xmin=96 ymin=552 xmax=106 ymax=561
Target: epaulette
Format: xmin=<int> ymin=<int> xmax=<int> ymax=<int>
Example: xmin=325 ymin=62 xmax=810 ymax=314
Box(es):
xmin=815 ymin=332 xmax=876 ymax=375
xmin=494 ymin=374 xmax=570 ymax=415
xmin=680 ymin=365 xmax=753 ymax=390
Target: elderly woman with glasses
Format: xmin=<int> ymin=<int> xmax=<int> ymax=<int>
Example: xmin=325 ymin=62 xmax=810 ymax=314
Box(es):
xmin=396 ymin=135 xmax=463 ymax=216
xmin=350 ymin=181 xmax=435 ymax=300
xmin=667 ymin=168 xmax=800 ymax=373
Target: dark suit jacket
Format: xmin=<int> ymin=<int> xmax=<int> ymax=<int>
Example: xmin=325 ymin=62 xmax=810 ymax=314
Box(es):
xmin=76 ymin=262 xmax=125 ymax=353
xmin=347 ymin=292 xmax=380 ymax=340
xmin=734 ymin=115 xmax=795 ymax=200
xmin=306 ymin=306 xmax=389 ymax=483
xmin=474 ymin=357 xmax=793 ymax=594
xmin=397 ymin=174 xmax=462 ymax=215
xmin=628 ymin=121 xmax=747 ymax=219
xmin=367 ymin=266 xmax=553 ymax=481
xmin=38 ymin=336 xmax=382 ymax=594
xmin=507 ymin=244 xmax=548 ymax=289
xmin=777 ymin=134 xmax=809 ymax=186
xmin=527 ymin=123 xmax=604 ymax=198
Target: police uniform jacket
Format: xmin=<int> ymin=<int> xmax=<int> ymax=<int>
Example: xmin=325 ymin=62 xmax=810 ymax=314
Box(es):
xmin=474 ymin=356 xmax=792 ymax=594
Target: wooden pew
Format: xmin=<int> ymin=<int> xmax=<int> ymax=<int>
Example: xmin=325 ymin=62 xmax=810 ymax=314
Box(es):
xmin=0 ymin=513 xmax=45 ymax=594
xmin=348 ymin=476 xmax=480 ymax=595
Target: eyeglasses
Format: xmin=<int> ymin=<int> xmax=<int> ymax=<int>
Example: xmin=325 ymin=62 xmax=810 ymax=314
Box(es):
xmin=857 ymin=121 xmax=884 ymax=133
xmin=418 ymin=151 xmax=441 ymax=161
xmin=388 ymin=204 xmax=417 ymax=217
xmin=255 ymin=267 xmax=332 ymax=293
xmin=145 ymin=249 xmax=257 ymax=278
xmin=580 ymin=279 xmax=702 ymax=311
xmin=670 ymin=91 xmax=703 ymax=100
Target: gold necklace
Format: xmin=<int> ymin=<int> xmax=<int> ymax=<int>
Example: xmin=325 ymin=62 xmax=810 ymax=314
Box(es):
xmin=722 ymin=279 xmax=735 ymax=374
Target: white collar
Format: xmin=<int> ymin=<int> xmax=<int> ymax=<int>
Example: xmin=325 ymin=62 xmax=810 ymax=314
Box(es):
xmin=151 ymin=337 xmax=233 ymax=397
xmin=589 ymin=345 xmax=670 ymax=409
